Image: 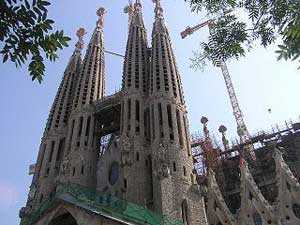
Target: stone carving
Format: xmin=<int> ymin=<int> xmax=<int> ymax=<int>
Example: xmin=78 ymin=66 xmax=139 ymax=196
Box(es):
xmin=121 ymin=135 xmax=133 ymax=167
xmin=61 ymin=155 xmax=70 ymax=176
xmin=28 ymin=184 xmax=37 ymax=200
xmin=96 ymin=7 xmax=106 ymax=29
xmin=153 ymin=142 xmax=170 ymax=179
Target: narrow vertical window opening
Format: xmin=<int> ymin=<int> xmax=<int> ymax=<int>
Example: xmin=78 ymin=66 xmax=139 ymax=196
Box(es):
xmin=176 ymin=110 xmax=183 ymax=146
xmin=124 ymin=178 xmax=127 ymax=189
xmin=48 ymin=141 xmax=55 ymax=162
xmin=85 ymin=116 xmax=91 ymax=137
xmin=151 ymin=105 xmax=155 ymax=140
xmin=158 ymin=103 xmax=164 ymax=138
xmin=182 ymin=200 xmax=189 ymax=225
xmin=167 ymin=105 xmax=174 ymax=140
xmin=81 ymin=165 xmax=84 ymax=175
xmin=128 ymin=99 xmax=131 ymax=120
xmin=135 ymin=100 xmax=140 ymax=122
xmin=39 ymin=194 xmax=44 ymax=203
xmin=78 ymin=116 xmax=83 ymax=137
xmin=183 ymin=116 xmax=189 ymax=149
xmin=70 ymin=120 xmax=75 ymax=144
xmin=56 ymin=138 xmax=65 ymax=162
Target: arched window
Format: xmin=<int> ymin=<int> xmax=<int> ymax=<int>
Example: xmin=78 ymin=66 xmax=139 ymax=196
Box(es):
xmin=49 ymin=211 xmax=78 ymax=225
xmin=181 ymin=200 xmax=189 ymax=225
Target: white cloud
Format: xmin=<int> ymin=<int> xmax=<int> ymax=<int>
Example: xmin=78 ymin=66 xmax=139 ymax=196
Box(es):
xmin=0 ymin=182 xmax=19 ymax=209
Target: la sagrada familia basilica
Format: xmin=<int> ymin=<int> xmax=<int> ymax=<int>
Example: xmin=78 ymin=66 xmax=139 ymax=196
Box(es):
xmin=19 ymin=1 xmax=300 ymax=225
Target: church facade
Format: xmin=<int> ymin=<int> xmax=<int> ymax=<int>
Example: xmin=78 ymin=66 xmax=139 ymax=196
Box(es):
xmin=19 ymin=1 xmax=300 ymax=225
xmin=20 ymin=1 xmax=207 ymax=225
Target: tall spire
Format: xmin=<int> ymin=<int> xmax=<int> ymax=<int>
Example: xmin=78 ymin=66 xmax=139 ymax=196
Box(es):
xmin=153 ymin=0 xmax=164 ymax=19
xmin=96 ymin=7 xmax=106 ymax=30
xmin=45 ymin=28 xmax=85 ymax=132
xmin=120 ymin=0 xmax=151 ymax=206
xmin=148 ymin=1 xmax=205 ymax=222
xmin=152 ymin=0 xmax=168 ymax=35
xmin=26 ymin=28 xmax=85 ymax=213
xmin=130 ymin=0 xmax=145 ymax=27
xmin=72 ymin=7 xmax=106 ymax=110
xmin=122 ymin=0 xmax=148 ymax=92
xmin=124 ymin=1 xmax=134 ymax=29
xmin=150 ymin=0 xmax=184 ymax=102
xmin=75 ymin=27 xmax=86 ymax=53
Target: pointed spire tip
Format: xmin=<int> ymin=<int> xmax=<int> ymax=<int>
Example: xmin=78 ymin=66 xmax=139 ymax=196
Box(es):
xmin=96 ymin=7 xmax=106 ymax=29
xmin=97 ymin=7 xmax=106 ymax=17
xmin=153 ymin=0 xmax=163 ymax=18
xmin=75 ymin=27 xmax=86 ymax=51
xmin=76 ymin=27 xmax=86 ymax=38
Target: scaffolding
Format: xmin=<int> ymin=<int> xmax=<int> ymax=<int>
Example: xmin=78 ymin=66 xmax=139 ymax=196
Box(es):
xmin=191 ymin=119 xmax=300 ymax=180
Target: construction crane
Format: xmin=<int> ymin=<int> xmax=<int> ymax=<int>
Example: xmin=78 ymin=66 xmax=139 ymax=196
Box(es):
xmin=181 ymin=16 xmax=256 ymax=160
xmin=104 ymin=50 xmax=124 ymax=58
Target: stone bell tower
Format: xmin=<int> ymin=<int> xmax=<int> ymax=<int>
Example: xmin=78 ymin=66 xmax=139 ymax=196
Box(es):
xmin=120 ymin=0 xmax=153 ymax=206
xmin=61 ymin=7 xmax=107 ymax=189
xmin=148 ymin=1 xmax=208 ymax=224
xmin=20 ymin=27 xmax=84 ymax=217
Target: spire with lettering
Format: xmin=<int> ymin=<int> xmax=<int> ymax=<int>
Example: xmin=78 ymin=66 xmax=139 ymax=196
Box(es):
xmin=72 ymin=8 xmax=106 ymax=110
xmin=45 ymin=28 xmax=85 ymax=132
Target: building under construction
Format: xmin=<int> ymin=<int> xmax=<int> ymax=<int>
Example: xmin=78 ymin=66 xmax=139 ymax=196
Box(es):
xmin=191 ymin=118 xmax=300 ymax=225
xmin=19 ymin=1 xmax=300 ymax=225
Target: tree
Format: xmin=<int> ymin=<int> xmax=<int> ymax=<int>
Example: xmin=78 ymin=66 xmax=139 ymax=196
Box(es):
xmin=0 ymin=0 xmax=71 ymax=82
xmin=185 ymin=0 xmax=300 ymax=69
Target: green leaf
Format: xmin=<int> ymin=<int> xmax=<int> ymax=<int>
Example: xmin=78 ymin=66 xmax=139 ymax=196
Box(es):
xmin=2 ymin=54 xmax=9 ymax=63
xmin=40 ymin=1 xmax=51 ymax=6
xmin=25 ymin=0 xmax=31 ymax=10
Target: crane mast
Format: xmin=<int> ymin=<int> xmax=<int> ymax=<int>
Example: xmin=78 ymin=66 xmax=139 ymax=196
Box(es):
xmin=219 ymin=61 xmax=251 ymax=143
xmin=181 ymin=19 xmax=255 ymax=159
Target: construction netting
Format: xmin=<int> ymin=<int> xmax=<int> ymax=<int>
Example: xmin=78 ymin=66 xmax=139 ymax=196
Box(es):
xmin=23 ymin=183 xmax=183 ymax=225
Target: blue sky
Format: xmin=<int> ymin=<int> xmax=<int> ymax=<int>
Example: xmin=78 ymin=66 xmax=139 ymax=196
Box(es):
xmin=0 ymin=0 xmax=299 ymax=224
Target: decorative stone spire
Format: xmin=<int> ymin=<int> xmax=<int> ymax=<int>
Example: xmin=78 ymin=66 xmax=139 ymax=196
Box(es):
xmin=75 ymin=27 xmax=86 ymax=52
xmin=96 ymin=7 xmax=106 ymax=29
xmin=218 ymin=125 xmax=229 ymax=151
xmin=153 ymin=0 xmax=163 ymax=19
xmin=72 ymin=7 xmax=106 ymax=110
xmin=134 ymin=0 xmax=142 ymax=9
xmin=131 ymin=0 xmax=145 ymax=27
xmin=124 ymin=1 xmax=134 ymax=29
xmin=120 ymin=0 xmax=150 ymax=206
xmin=149 ymin=2 xmax=205 ymax=223
xmin=45 ymin=28 xmax=85 ymax=131
xmin=150 ymin=0 xmax=184 ymax=103
xmin=201 ymin=116 xmax=209 ymax=138
xmin=122 ymin=0 xmax=148 ymax=92
xmin=26 ymin=28 xmax=85 ymax=213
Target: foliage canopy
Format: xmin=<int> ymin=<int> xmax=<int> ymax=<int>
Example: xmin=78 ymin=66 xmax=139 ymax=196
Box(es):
xmin=186 ymin=0 xmax=300 ymax=69
xmin=0 ymin=0 xmax=71 ymax=82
